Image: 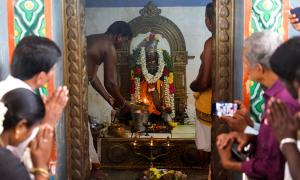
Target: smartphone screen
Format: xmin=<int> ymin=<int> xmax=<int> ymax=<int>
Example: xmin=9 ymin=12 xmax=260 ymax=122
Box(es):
xmin=290 ymin=7 xmax=300 ymax=18
xmin=212 ymin=102 xmax=238 ymax=117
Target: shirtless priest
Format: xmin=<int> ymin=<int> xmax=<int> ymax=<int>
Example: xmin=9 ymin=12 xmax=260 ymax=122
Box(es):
xmin=86 ymin=21 xmax=132 ymax=178
xmin=87 ymin=21 xmax=132 ymax=113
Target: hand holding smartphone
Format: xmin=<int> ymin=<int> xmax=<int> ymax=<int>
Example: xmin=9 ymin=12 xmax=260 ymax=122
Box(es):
xmin=290 ymin=7 xmax=300 ymax=19
xmin=231 ymin=141 xmax=249 ymax=161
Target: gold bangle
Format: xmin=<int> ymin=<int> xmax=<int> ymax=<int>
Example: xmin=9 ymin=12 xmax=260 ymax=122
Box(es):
xmin=31 ymin=167 xmax=50 ymax=178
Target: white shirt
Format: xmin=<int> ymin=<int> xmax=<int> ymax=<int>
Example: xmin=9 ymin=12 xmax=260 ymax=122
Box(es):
xmin=0 ymin=75 xmax=32 ymax=99
xmin=284 ymin=140 xmax=300 ymax=180
xmin=244 ymin=122 xmax=260 ymax=135
xmin=0 ymin=75 xmax=35 ymax=178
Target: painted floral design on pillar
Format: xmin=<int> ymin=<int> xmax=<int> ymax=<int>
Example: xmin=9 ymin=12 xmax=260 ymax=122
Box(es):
xmin=14 ymin=0 xmax=46 ymax=43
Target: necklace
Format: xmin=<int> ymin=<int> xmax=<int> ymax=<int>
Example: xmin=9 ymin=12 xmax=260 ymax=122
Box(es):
xmin=0 ymin=137 xmax=4 ymax=147
xmin=140 ymin=47 xmax=165 ymax=84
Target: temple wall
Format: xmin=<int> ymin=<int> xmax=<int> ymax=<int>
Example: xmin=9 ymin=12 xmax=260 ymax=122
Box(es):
xmin=51 ymin=2 xmax=66 ymax=180
xmin=0 ymin=4 xmax=9 ymax=80
xmin=243 ymin=0 xmax=296 ymax=124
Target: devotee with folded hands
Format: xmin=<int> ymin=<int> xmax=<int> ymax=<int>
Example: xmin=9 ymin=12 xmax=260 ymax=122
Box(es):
xmin=0 ymin=88 xmax=54 ymax=180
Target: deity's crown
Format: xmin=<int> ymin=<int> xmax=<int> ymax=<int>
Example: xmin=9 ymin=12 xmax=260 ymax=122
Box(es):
xmin=139 ymin=33 xmax=159 ymax=53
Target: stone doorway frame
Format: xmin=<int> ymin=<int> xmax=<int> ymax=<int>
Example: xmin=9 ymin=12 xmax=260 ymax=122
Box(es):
xmin=62 ymin=0 xmax=236 ymax=179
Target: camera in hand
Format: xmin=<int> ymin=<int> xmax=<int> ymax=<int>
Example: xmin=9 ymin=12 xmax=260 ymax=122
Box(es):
xmin=231 ymin=141 xmax=251 ymax=161
xmin=212 ymin=102 xmax=239 ymax=117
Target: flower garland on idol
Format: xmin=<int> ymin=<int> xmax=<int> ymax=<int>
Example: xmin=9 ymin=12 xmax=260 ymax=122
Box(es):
xmin=129 ymin=34 xmax=175 ymax=118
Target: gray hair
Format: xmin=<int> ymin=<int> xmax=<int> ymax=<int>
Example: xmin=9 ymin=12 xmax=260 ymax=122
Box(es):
xmin=244 ymin=30 xmax=283 ymax=69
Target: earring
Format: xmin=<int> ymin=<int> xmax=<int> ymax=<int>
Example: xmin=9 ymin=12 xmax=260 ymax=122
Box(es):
xmin=15 ymin=130 xmax=20 ymax=140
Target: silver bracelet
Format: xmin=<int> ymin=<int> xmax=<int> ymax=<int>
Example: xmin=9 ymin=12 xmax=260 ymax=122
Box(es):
xmin=280 ymin=138 xmax=297 ymax=151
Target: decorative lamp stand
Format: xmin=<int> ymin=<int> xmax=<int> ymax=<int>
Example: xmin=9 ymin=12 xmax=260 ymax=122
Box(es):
xmin=130 ymin=136 xmax=174 ymax=167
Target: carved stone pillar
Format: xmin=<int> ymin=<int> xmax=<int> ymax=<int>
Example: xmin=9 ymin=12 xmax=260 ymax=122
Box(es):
xmin=62 ymin=0 xmax=90 ymax=179
xmin=212 ymin=0 xmax=234 ymax=179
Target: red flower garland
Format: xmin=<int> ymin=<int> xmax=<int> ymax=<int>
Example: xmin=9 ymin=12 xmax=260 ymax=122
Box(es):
xmin=130 ymin=79 xmax=135 ymax=94
xmin=135 ymin=66 xmax=142 ymax=77
xmin=163 ymin=67 xmax=169 ymax=76
xmin=169 ymin=83 xmax=175 ymax=94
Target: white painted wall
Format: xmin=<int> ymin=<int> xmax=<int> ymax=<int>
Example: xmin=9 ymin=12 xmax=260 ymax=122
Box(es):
xmin=85 ymin=6 xmax=211 ymax=124
xmin=0 ymin=3 xmax=9 ymax=81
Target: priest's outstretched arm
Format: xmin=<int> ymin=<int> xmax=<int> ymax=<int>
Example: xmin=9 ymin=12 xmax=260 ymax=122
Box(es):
xmin=103 ymin=44 xmax=130 ymax=111
xmin=87 ymin=53 xmax=114 ymax=107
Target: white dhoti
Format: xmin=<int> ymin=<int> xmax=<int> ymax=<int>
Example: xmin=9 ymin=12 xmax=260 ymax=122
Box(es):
xmin=195 ymin=119 xmax=211 ymax=152
xmin=89 ymin=123 xmax=100 ymax=164
xmin=193 ymin=90 xmax=212 ymax=152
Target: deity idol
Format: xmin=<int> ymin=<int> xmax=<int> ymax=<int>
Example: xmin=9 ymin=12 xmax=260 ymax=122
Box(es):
xmin=129 ymin=33 xmax=175 ymax=122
